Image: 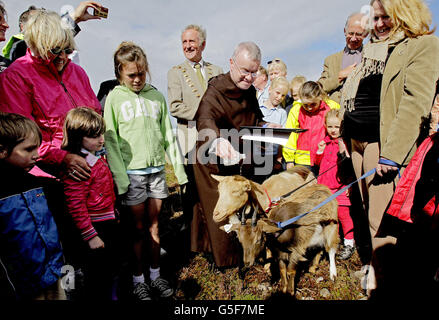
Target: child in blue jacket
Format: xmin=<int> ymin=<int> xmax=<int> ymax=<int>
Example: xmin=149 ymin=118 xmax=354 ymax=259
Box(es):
xmin=0 ymin=112 xmax=65 ymax=300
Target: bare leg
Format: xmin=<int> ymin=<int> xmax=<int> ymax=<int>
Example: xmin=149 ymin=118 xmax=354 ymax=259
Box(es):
xmin=130 ymin=202 xmax=147 ymax=276
xmin=147 ymin=198 xmax=163 ymax=269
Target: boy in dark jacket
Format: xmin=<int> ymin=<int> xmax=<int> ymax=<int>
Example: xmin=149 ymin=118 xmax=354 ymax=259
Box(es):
xmin=0 ymin=112 xmax=65 ymax=300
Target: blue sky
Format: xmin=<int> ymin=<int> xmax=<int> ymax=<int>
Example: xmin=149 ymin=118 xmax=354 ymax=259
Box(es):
xmin=3 ymin=0 xmax=439 ymax=100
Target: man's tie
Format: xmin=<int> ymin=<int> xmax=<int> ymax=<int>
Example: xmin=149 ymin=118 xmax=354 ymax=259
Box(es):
xmin=194 ymin=63 xmax=207 ymax=91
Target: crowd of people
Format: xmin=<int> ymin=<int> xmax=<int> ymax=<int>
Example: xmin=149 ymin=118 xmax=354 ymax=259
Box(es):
xmin=0 ymin=0 xmax=438 ymax=301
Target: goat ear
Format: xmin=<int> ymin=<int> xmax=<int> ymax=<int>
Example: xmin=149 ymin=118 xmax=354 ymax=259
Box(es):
xmin=211 ymin=174 xmax=226 ymax=182
xmin=243 ymin=180 xmax=252 ymax=191
xmin=258 ymin=220 xmax=280 ymax=233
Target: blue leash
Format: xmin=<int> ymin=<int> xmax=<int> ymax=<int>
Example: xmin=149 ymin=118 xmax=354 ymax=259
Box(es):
xmin=274 ymin=168 xmax=377 ymax=229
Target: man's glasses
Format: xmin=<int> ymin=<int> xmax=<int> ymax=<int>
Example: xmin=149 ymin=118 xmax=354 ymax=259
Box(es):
xmin=50 ymin=47 xmax=74 ymax=55
xmin=232 ymin=57 xmax=257 ymax=78
xmin=346 ymin=32 xmax=366 ymax=39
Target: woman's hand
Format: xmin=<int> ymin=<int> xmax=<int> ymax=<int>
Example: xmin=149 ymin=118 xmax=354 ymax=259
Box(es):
xmin=63 ymin=153 xmax=91 ymax=181
xmin=88 ymin=236 xmax=105 ymax=249
xmin=376 ymin=157 xmax=399 ymax=177
xmin=375 ymin=163 xmax=398 ymax=177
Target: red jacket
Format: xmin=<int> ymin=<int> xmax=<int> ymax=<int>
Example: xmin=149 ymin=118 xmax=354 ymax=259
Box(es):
xmin=315 ymin=136 xmax=351 ymax=206
xmin=297 ymin=100 xmax=331 ymax=166
xmin=62 ymin=153 xmax=116 ymax=241
xmin=386 ymin=134 xmax=438 ymax=224
xmin=0 ymin=49 xmax=101 ymax=178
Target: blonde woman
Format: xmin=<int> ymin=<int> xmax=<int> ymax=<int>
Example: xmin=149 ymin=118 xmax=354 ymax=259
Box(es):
xmin=340 ymin=0 xmax=439 ymax=297
xmin=0 ymin=9 xmax=101 ymax=180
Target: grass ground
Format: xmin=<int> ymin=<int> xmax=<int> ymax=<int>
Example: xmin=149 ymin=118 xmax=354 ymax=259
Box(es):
xmin=160 ymin=163 xmax=366 ymax=300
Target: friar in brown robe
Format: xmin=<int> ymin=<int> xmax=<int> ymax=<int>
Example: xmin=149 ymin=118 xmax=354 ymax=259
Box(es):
xmin=191 ymin=42 xmax=269 ymax=267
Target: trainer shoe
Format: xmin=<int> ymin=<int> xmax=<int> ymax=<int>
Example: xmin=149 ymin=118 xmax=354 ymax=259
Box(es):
xmin=133 ymin=282 xmax=152 ymax=301
xmin=337 ymin=245 xmax=356 ymax=260
xmin=151 ymin=277 xmax=174 ymax=298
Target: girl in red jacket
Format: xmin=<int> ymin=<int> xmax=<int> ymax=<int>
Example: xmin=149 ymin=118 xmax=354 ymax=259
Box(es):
xmin=315 ymin=109 xmax=355 ymax=260
xmin=61 ymin=107 xmax=120 ymax=300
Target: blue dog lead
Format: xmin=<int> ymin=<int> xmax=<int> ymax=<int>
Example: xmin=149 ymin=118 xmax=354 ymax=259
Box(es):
xmin=274 ymin=168 xmax=377 ymax=229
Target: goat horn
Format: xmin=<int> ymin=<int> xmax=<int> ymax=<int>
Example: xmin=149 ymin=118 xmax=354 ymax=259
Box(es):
xmin=241 ymin=203 xmax=248 ymax=225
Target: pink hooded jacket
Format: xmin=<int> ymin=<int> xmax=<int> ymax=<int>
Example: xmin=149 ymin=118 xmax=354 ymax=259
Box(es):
xmin=61 ymin=152 xmax=116 ymax=241
xmin=315 ymin=135 xmax=351 ymax=206
xmin=0 ymin=49 xmax=101 ymax=177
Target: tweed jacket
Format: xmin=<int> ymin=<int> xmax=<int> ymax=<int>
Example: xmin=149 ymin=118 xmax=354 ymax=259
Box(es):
xmin=167 ymin=60 xmax=223 ymax=157
xmin=318 ymin=50 xmax=344 ymax=104
xmin=379 ymin=34 xmax=439 ymax=166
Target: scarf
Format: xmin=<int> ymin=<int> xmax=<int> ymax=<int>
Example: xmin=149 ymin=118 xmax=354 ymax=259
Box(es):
xmin=340 ymin=31 xmax=406 ymax=113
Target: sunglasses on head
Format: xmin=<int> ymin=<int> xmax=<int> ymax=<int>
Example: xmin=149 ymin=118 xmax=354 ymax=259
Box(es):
xmin=267 ymin=59 xmax=281 ymax=65
xmin=50 ymin=47 xmax=74 ymax=55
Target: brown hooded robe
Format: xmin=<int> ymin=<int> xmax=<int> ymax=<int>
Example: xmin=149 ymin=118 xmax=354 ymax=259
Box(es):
xmin=191 ymin=72 xmax=265 ymax=267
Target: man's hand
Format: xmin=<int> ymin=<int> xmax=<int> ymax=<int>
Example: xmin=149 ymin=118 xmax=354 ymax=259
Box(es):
xmin=215 ymin=138 xmax=239 ymax=160
xmin=70 ymin=1 xmax=104 ymax=23
xmin=88 ymin=236 xmax=105 ymax=249
xmin=338 ymin=63 xmax=356 ymax=83
xmin=286 ymin=162 xmax=295 ymax=170
xmin=63 ymin=153 xmax=91 ymax=181
xmin=265 ymin=122 xmax=282 ymax=128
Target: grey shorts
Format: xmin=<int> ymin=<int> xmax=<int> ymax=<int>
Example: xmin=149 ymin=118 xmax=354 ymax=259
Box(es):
xmin=122 ymin=171 xmax=169 ymax=206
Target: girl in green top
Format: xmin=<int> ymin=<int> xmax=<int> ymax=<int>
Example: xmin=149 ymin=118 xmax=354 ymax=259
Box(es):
xmin=104 ymin=41 xmax=187 ymax=301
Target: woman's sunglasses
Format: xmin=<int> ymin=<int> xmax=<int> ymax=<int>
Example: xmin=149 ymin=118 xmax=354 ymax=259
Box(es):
xmin=50 ymin=47 xmax=74 ymax=55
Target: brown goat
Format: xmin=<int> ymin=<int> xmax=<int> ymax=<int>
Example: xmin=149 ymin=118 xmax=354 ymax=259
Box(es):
xmin=221 ymin=183 xmax=339 ymax=295
xmin=212 ymin=166 xmax=315 ymax=223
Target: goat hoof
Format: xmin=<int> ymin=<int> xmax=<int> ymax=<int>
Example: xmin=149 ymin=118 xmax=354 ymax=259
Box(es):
xmin=263 ymin=263 xmax=271 ymax=274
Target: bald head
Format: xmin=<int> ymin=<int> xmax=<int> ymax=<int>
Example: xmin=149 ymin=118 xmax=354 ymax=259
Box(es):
xmin=232 ymin=41 xmax=261 ymax=63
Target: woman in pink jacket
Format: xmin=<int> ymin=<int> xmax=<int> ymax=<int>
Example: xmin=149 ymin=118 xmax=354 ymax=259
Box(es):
xmin=315 ymin=109 xmax=355 ymax=260
xmin=0 ymin=9 xmax=101 ymax=180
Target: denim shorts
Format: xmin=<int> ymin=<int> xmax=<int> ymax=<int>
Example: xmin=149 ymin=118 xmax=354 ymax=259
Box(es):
xmin=122 ymin=171 xmax=169 ymax=206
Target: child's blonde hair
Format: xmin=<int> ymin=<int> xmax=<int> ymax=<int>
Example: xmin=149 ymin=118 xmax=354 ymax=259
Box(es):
xmin=290 ymin=75 xmax=306 ymax=90
xmin=299 ymin=81 xmax=327 ymax=101
xmin=62 ymin=107 xmax=106 ymax=155
xmin=325 ymin=109 xmax=343 ymax=124
xmin=114 ymin=41 xmax=150 ymax=84
xmin=267 ymin=58 xmax=287 ymax=75
xmin=270 ymin=76 xmax=289 ymax=91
